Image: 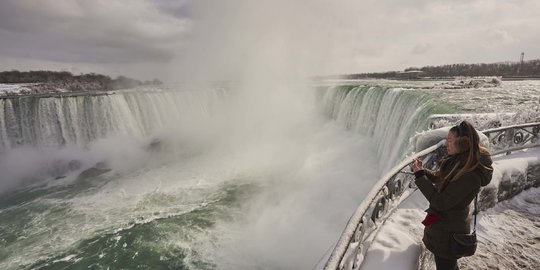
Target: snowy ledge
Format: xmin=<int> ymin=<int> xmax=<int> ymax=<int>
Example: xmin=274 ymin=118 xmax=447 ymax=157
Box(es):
xmin=361 ymin=149 xmax=540 ymax=270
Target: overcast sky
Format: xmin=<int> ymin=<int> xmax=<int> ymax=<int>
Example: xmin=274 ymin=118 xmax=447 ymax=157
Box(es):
xmin=0 ymin=0 xmax=538 ymax=81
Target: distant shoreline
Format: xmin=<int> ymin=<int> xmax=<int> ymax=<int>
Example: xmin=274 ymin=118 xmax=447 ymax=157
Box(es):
xmin=0 ymin=90 xmax=114 ymax=100
xmin=314 ymin=75 xmax=540 ymax=82
xmin=335 ymin=59 xmax=540 ymax=81
xmin=0 ymin=70 xmax=163 ymax=98
xmin=382 ymin=76 xmax=540 ymax=81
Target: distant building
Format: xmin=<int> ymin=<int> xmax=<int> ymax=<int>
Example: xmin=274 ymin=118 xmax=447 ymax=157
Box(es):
xmin=396 ymin=70 xmax=424 ymax=79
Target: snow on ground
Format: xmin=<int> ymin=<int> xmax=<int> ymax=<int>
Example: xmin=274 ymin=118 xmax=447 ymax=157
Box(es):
xmin=458 ymin=187 xmax=540 ymax=269
xmin=361 ymin=148 xmax=540 ymax=270
xmin=360 ymin=190 xmax=427 ymax=270
xmin=0 ymin=83 xmax=32 ymax=95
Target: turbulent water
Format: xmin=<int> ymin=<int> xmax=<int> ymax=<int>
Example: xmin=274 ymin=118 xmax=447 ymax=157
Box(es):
xmin=0 ymin=80 xmax=538 ymax=270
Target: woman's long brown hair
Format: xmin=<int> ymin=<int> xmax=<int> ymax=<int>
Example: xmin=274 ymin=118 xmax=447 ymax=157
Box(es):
xmin=438 ymin=121 xmax=490 ymax=192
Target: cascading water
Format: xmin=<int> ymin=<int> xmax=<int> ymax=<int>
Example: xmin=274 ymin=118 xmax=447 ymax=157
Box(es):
xmin=319 ymin=85 xmax=455 ymax=168
xmin=0 ymin=90 xmax=223 ymax=151
xmin=0 ymin=82 xmax=457 ymax=270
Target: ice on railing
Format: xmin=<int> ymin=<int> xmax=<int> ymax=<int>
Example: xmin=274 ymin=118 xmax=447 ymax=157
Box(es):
xmin=428 ymin=109 xmax=540 ymax=131
xmin=479 ymin=150 xmax=540 ymax=210
xmin=335 ymin=177 xmax=416 ymax=270
xmin=428 ymin=113 xmax=515 ymax=130
xmin=320 ymin=142 xmax=443 ymax=270
xmin=484 ymin=125 xmax=540 ymax=155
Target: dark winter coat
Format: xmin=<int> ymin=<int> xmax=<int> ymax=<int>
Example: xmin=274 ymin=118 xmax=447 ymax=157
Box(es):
xmin=414 ymin=152 xmax=493 ymax=259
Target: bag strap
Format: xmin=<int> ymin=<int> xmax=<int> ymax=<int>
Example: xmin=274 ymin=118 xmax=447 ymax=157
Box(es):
xmin=472 ymin=194 xmax=478 ymax=233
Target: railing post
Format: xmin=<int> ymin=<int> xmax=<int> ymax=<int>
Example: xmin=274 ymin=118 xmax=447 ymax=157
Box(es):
xmin=505 ymin=128 xmax=514 ymax=155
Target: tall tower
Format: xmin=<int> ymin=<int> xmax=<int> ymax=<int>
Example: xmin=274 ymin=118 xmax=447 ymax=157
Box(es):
xmin=517 ymin=52 xmax=524 ymax=75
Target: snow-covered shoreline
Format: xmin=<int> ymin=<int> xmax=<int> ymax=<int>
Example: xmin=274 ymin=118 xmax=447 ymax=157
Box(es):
xmin=0 ymin=83 xmax=36 ymax=96
xmin=0 ymin=82 xmax=111 ymax=97
xmin=0 ymin=83 xmax=166 ymax=99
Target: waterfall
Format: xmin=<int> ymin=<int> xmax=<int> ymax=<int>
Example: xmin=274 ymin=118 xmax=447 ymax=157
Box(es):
xmin=0 ymin=83 xmax=459 ymax=270
xmin=320 ymin=85 xmax=455 ymax=168
xmin=1 ymin=84 xmax=454 ymax=168
xmin=0 ymin=90 xmax=223 ymax=151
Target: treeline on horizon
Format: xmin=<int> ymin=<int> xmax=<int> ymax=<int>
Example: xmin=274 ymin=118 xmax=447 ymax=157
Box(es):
xmin=344 ymin=59 xmax=540 ymax=79
xmin=0 ymin=70 xmax=162 ymax=90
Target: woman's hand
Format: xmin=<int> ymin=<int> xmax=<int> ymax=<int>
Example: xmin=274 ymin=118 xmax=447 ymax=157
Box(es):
xmin=411 ymin=159 xmax=423 ymax=172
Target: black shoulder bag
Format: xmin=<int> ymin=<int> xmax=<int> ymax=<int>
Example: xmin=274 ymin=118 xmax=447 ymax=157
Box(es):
xmin=451 ymin=194 xmax=478 ymax=258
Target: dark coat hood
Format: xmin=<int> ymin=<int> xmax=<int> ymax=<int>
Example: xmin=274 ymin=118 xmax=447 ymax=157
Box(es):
xmin=477 ymin=153 xmax=493 ymax=187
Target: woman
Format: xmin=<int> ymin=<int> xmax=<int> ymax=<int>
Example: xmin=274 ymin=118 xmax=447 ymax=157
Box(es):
xmin=411 ymin=121 xmax=493 ymax=270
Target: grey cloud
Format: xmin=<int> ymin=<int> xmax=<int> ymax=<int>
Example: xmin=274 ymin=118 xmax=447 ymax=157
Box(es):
xmin=0 ymin=29 xmax=172 ymax=64
xmin=154 ymin=0 xmax=192 ymax=18
xmin=412 ymin=44 xmax=432 ymax=55
xmin=0 ymin=0 xmax=539 ymax=80
xmin=0 ymin=1 xmax=189 ymax=67
xmin=484 ymin=29 xmax=518 ymax=45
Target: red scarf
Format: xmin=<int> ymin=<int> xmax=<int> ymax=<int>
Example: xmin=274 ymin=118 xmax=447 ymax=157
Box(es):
xmin=421 ymin=213 xmax=440 ymax=227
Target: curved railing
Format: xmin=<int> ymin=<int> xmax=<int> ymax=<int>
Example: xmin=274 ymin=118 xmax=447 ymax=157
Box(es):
xmin=322 ymin=122 xmax=540 ymax=270
xmin=483 ymin=122 xmax=540 ymax=155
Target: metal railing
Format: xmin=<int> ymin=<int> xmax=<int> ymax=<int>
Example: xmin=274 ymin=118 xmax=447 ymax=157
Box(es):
xmin=322 ymin=122 xmax=540 ymax=270
xmin=483 ymin=122 xmax=540 ymax=155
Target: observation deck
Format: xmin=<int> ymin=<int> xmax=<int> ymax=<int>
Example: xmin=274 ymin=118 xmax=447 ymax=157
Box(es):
xmin=318 ymin=122 xmax=540 ymax=270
